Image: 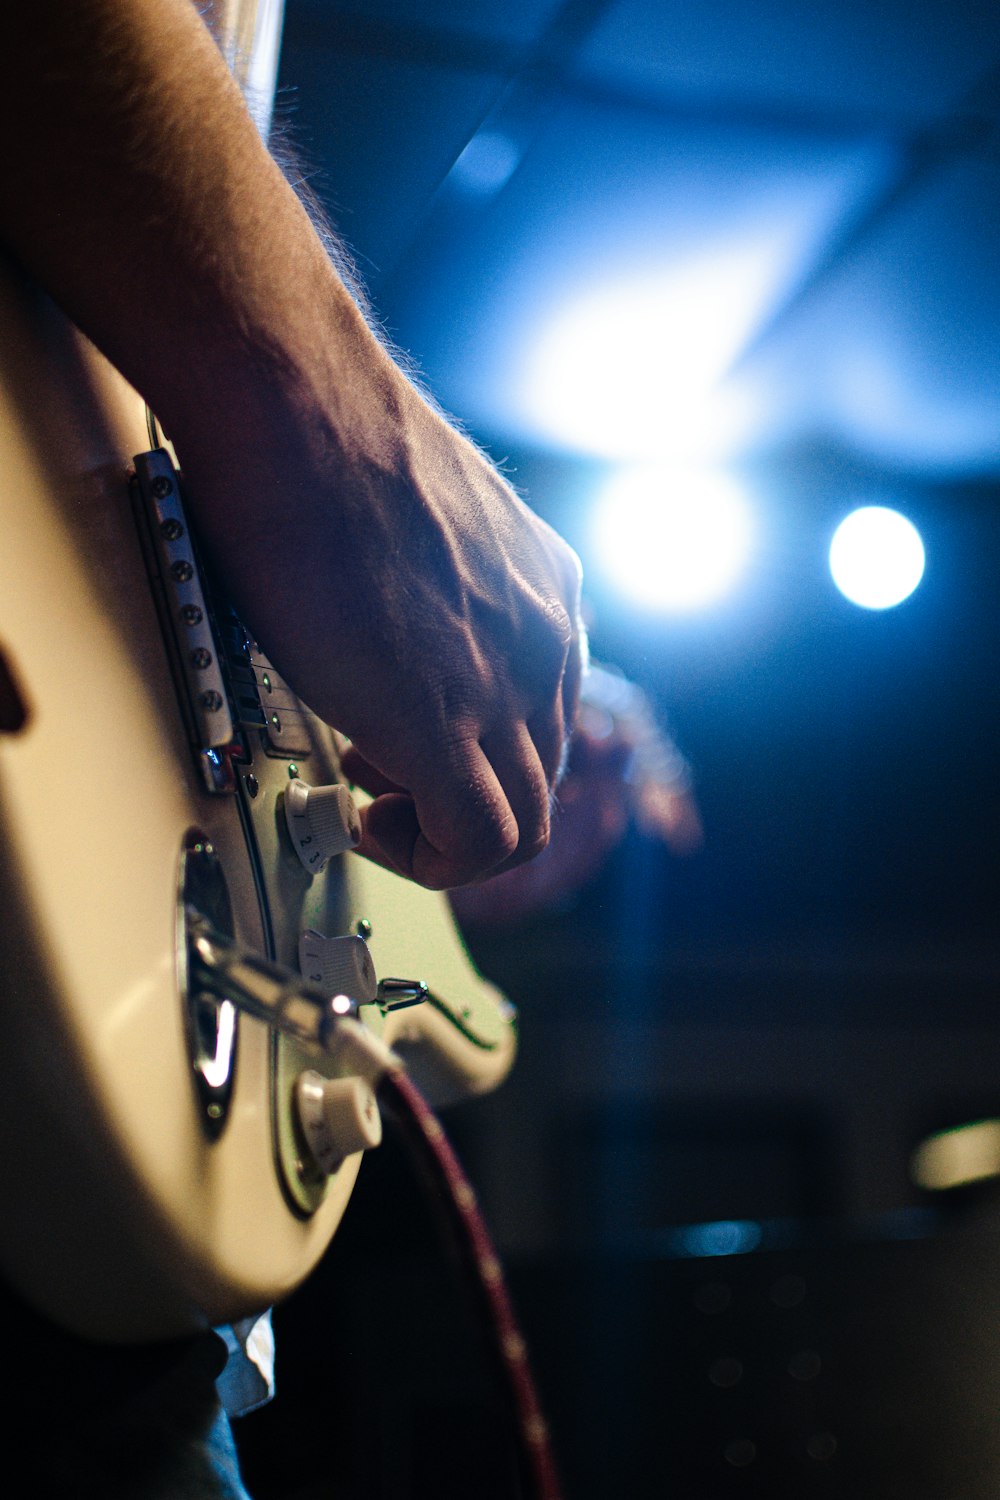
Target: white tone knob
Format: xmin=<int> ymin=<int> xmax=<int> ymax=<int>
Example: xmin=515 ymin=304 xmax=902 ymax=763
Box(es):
xmin=295 ymin=1069 xmax=382 ymax=1175
xmin=284 ymin=778 xmax=361 ymax=873
xmin=298 ymin=929 xmax=377 ymax=1004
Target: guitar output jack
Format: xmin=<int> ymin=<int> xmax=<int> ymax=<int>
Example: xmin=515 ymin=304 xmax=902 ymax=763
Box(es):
xmin=178 ymin=830 xmax=239 ymax=1139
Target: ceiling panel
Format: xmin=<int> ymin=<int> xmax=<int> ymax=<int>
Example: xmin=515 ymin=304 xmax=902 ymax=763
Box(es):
xmin=385 ymin=98 xmax=898 ymax=460
xmin=285 ymin=0 xmax=565 ymax=51
xmin=576 ymin=0 xmax=1000 ymax=126
xmin=733 ymin=156 xmax=1000 ymax=470
xmin=279 ymin=0 xmax=1000 ymax=474
xmin=278 ymin=19 xmax=503 ymax=275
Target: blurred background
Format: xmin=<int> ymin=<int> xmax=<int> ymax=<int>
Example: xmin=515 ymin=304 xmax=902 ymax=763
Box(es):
xmin=239 ymin=3 xmax=1000 ymax=1496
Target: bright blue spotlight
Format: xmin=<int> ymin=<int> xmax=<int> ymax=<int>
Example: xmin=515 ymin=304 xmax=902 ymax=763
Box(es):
xmin=829 ymin=506 xmax=925 ymax=610
xmin=523 ymin=247 xmax=788 ymax=461
xmin=591 ymin=467 xmax=753 ymax=611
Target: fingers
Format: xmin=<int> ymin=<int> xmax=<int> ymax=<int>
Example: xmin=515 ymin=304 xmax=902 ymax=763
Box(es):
xmin=561 ymin=609 xmax=587 ymax=754
xmin=352 ymin=611 xmax=587 ymax=888
xmin=356 ymin=721 xmax=558 ymax=889
xmin=526 ymin=560 xmax=587 ymax=791
xmin=478 ymin=721 xmax=552 ymax=868
xmin=515 ymin=580 xmax=586 ymax=793
xmin=360 ymin=738 xmax=517 ymax=889
xmin=355 ymin=793 xmax=422 ymax=878
xmin=525 ymin=687 xmax=567 ymax=793
xmin=347 ymin=537 xmax=586 ymax=890
xmin=339 ymin=743 xmax=404 ymax=799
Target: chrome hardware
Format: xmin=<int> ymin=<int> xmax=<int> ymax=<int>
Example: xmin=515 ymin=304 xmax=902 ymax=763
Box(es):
xmin=187 ymin=910 xmax=359 ymax=1053
xmin=178 ymin=835 xmax=239 ymax=1137
xmin=376 ymin=977 xmax=429 ymax=1012
xmin=132 ymin=448 xmax=234 ymax=756
xmin=297 ymin=928 xmax=427 ymax=1014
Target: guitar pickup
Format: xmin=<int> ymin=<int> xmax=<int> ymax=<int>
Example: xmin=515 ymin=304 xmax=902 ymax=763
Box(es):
xmin=215 ymin=611 xmax=312 ymax=756
xmin=132 ymin=448 xmax=234 ymax=752
xmin=246 ymin=643 xmax=312 ymax=755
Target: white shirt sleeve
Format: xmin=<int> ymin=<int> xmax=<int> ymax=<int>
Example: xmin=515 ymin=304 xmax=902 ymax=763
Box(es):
xmin=215 ymin=1311 xmax=276 ymax=1416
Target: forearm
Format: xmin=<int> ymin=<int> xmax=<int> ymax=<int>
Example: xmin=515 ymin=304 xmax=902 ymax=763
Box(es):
xmin=0 ymin=1 xmax=585 ymax=888
xmin=0 ymin=0 xmax=400 ymax=487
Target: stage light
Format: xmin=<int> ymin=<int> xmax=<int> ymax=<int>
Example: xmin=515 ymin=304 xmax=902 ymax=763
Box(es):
xmin=675 ymin=1220 xmax=763 ymax=1258
xmin=523 ymin=249 xmax=781 ymax=461
xmin=591 ymin=466 xmax=753 ymax=611
xmin=829 ymin=506 xmax=925 ymax=609
xmin=912 ymin=1120 xmax=1000 ymax=1192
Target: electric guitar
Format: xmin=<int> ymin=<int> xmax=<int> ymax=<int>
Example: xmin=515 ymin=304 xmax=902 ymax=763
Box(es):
xmin=0 ymin=252 xmax=517 ymax=1344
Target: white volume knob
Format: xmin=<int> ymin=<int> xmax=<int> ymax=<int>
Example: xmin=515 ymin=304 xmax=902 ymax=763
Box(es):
xmin=298 ymin=929 xmax=377 ymax=1004
xmin=295 ymin=1069 xmax=382 ymax=1175
xmin=284 ymin=778 xmax=361 ymax=873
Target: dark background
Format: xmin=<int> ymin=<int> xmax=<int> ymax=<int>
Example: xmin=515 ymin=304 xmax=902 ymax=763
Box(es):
xmin=240 ymin=5 xmax=1000 ymax=1495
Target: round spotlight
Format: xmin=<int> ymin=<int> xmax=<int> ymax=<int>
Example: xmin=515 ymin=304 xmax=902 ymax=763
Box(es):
xmin=591 ymin=467 xmax=753 ymax=611
xmin=829 ymin=506 xmax=925 ymax=610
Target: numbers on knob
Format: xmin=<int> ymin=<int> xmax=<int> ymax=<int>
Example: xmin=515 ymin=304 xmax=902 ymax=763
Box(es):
xmin=295 ymin=1069 xmax=383 ymax=1176
xmin=284 ymin=778 xmax=361 ymax=874
xmin=298 ymin=929 xmax=378 ymax=1005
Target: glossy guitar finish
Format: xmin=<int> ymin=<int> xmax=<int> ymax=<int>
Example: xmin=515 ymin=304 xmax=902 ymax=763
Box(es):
xmin=0 ymin=256 xmax=515 ymax=1343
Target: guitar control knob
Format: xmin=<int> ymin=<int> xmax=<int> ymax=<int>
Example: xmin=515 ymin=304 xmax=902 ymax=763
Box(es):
xmin=295 ymin=1069 xmax=382 ymax=1175
xmin=284 ymin=778 xmax=361 ymax=873
xmin=298 ymin=929 xmax=377 ymax=1004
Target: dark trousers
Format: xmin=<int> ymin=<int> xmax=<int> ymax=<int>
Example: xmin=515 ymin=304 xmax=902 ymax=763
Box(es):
xmin=3 ymin=1284 xmax=251 ymax=1499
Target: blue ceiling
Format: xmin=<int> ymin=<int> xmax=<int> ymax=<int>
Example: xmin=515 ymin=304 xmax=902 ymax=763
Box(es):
xmin=279 ymin=0 xmax=1000 ymax=478
xmin=276 ymin=1 xmax=1000 ymax=976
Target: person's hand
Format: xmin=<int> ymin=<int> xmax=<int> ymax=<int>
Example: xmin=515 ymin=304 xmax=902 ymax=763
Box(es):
xmin=0 ymin=0 xmax=584 ymax=892
xmin=180 ymin=374 xmax=585 ymax=892
xmin=325 ymin=398 xmax=587 ymax=890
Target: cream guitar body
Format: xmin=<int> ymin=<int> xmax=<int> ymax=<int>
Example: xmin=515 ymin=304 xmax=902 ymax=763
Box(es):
xmin=0 ymin=254 xmax=516 ymax=1344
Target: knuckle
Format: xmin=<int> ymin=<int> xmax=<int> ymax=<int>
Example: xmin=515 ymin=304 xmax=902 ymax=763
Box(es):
xmin=456 ymin=781 xmax=520 ymax=874
xmin=483 ymin=806 xmax=521 ymax=865
xmin=518 ymin=821 xmax=550 ymax=864
xmin=515 ymin=774 xmax=553 ymax=861
xmin=543 ymin=596 xmax=574 ymax=649
xmin=526 ymin=597 xmax=573 ymax=684
xmin=562 ymin=540 xmax=584 ymax=597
